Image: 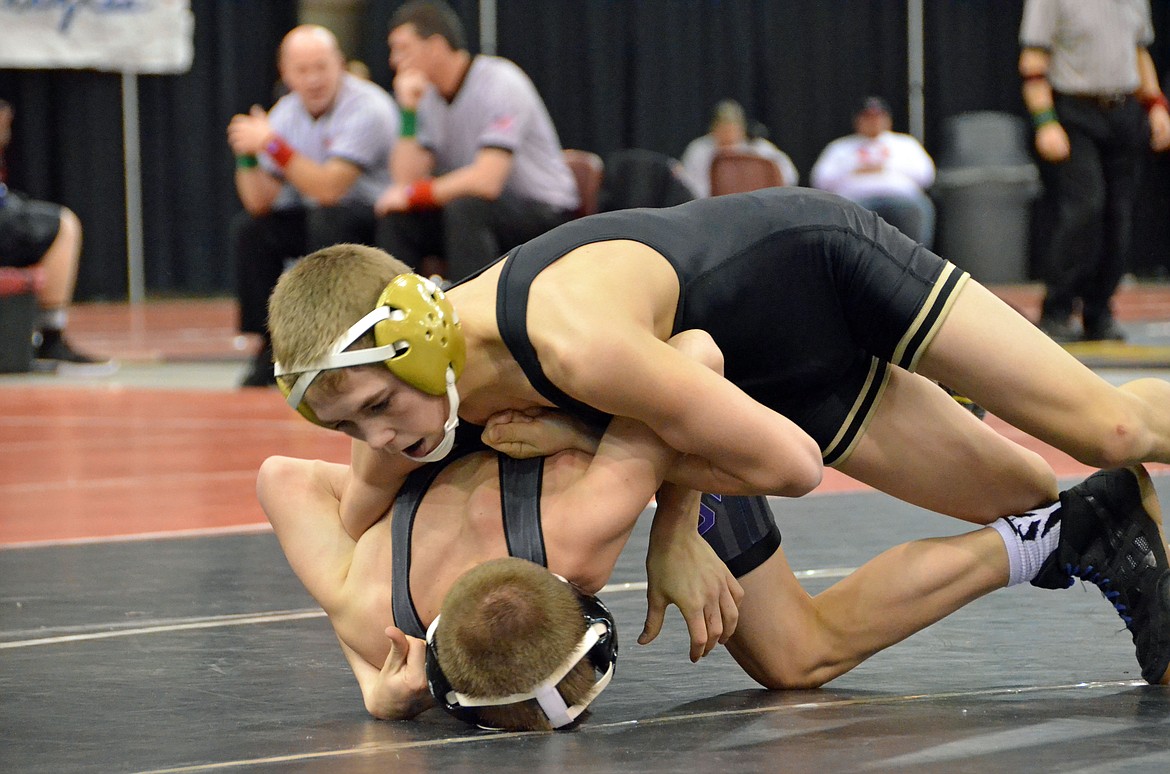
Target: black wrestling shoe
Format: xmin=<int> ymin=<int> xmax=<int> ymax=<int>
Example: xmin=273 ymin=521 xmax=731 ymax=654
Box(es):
xmin=1032 ymin=466 xmax=1170 ymax=684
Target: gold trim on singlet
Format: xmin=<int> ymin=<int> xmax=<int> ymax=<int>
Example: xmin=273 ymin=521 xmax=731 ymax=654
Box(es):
xmin=890 ymin=262 xmax=971 ymax=372
xmin=822 ymin=356 xmax=892 ymax=468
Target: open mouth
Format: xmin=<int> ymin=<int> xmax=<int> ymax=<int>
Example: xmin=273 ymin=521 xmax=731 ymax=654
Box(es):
xmin=402 ymin=439 xmax=428 ymax=458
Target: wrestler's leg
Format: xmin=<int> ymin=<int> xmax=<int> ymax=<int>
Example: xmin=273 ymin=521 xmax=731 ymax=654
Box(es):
xmin=918 ymin=279 xmax=1170 ymax=467
xmin=726 ymin=528 xmax=1007 ymax=689
xmin=838 ymin=367 xmax=1057 ymax=523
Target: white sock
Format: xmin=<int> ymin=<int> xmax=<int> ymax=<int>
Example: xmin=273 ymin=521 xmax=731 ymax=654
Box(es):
xmin=989 ymin=501 xmax=1062 ymax=586
xmin=37 ymin=307 xmax=68 ymax=331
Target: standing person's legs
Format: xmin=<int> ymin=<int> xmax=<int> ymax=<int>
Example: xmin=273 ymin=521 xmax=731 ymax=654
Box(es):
xmin=1081 ymin=101 xmax=1147 ymax=341
xmin=1039 ymin=98 xmax=1106 ymax=340
xmin=232 ymin=209 xmax=306 ymax=387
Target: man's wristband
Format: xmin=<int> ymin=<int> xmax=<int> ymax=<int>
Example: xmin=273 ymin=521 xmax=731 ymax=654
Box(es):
xmin=1031 ymin=108 xmax=1059 ymax=129
xmin=400 ymin=109 xmax=417 ymax=138
xmin=235 ymin=154 xmax=259 ymax=169
xmin=405 ymin=178 xmax=438 ymax=210
xmin=264 ymin=135 xmax=295 ymax=168
xmin=1022 ymin=72 xmax=1047 ymax=85
xmin=1141 ymin=92 xmax=1170 ymax=113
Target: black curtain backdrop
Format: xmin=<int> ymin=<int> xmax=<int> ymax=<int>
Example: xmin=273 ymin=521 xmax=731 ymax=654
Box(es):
xmin=1 ymin=0 xmax=1168 ymax=301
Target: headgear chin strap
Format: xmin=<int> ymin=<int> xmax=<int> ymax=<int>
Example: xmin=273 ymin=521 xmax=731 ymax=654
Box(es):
xmin=409 ymin=367 xmax=460 ymax=463
xmin=425 ymin=586 xmax=619 ymax=730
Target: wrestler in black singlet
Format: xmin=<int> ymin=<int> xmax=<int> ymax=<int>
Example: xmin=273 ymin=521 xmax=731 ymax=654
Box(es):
xmin=489 ymin=187 xmax=969 ymax=466
xmin=389 ymin=450 xmax=780 ymax=640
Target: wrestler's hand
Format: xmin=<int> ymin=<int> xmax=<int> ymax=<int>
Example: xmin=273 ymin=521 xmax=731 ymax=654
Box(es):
xmin=482 ymin=408 xmax=602 ymax=458
xmin=366 ymin=626 xmax=433 ymax=720
xmin=640 ymin=522 xmax=743 ymax=663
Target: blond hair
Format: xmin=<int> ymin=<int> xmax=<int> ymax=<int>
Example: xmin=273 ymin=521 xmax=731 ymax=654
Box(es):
xmin=267 ymin=244 xmax=411 ymax=395
xmin=436 ymin=558 xmax=598 ymax=731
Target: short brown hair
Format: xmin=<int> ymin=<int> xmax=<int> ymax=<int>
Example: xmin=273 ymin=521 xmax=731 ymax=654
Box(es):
xmin=435 ymin=558 xmax=598 ymax=731
xmin=267 ymin=244 xmax=410 ymax=394
xmin=390 ymin=0 xmax=467 ymax=52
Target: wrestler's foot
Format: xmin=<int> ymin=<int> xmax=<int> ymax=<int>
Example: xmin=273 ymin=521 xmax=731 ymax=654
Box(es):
xmin=1033 ymin=466 xmax=1170 ymax=684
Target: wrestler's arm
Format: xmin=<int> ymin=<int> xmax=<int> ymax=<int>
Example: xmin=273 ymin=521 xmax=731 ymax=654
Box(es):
xmin=341 ymin=439 xmax=420 ymax=541
xmin=336 ymin=629 xmax=433 ymax=720
xmin=257 ymin=456 xmax=357 ymax=607
xmin=542 ymin=325 xmax=823 ymax=497
xmin=258 ymin=455 xmax=432 ymax=720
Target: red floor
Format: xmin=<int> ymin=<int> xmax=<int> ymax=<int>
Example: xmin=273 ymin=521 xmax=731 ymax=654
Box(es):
xmin=1 ymin=286 xmax=1168 ymax=546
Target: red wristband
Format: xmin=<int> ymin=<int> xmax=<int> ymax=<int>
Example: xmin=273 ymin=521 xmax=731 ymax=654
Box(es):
xmin=1141 ymin=92 xmax=1170 ymax=113
xmin=406 ymin=178 xmax=438 ymax=210
xmin=264 ymin=135 xmax=295 ymax=168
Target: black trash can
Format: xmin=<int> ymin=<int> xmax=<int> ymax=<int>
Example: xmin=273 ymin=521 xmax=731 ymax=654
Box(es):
xmin=932 ymin=112 xmax=1041 ymax=284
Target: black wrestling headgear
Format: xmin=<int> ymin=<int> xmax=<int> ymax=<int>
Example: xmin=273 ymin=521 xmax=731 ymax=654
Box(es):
xmin=424 ymin=582 xmax=618 ymax=730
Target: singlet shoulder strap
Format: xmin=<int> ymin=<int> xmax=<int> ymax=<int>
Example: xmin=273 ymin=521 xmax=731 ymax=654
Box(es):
xmin=498 ymin=454 xmax=547 ymax=567
xmin=495 ymin=245 xmax=612 ymax=427
xmin=390 ymin=458 xmax=456 ymax=640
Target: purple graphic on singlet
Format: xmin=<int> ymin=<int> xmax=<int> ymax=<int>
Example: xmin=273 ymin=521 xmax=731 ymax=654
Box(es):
xmin=698 ymin=493 xmax=720 ymax=535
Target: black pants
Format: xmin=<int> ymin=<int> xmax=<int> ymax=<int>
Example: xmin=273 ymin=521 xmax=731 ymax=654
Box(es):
xmin=1040 ymin=93 xmax=1148 ymax=328
xmin=375 ymin=193 xmax=572 ymax=283
xmin=232 ymin=204 xmax=375 ymax=335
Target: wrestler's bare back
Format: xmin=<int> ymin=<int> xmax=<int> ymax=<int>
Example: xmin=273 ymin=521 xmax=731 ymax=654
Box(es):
xmin=325 ymin=448 xmax=631 ymax=669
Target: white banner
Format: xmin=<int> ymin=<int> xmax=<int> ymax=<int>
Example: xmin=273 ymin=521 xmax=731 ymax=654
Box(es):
xmin=0 ymin=0 xmax=194 ymax=74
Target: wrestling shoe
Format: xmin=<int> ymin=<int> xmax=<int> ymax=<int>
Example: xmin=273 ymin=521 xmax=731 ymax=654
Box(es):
xmin=1032 ymin=466 xmax=1170 ymax=684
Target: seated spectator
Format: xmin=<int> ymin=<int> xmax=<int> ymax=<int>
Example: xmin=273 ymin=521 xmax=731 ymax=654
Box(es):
xmin=374 ymin=0 xmax=578 ymax=284
xmin=810 ymin=97 xmax=936 ymax=247
xmin=0 ymin=99 xmax=114 ymax=375
xmin=227 ymin=24 xmax=398 ymax=387
xmin=680 ymin=100 xmax=799 ymax=197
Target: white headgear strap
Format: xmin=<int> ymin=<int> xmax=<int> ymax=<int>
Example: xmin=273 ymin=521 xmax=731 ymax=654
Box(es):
xmin=426 ymin=617 xmax=614 ymax=730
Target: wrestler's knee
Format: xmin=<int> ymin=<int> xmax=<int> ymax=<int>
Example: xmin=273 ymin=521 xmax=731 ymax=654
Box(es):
xmin=1075 ymin=391 xmax=1155 ymax=468
xmin=727 ymin=631 xmax=844 ymax=690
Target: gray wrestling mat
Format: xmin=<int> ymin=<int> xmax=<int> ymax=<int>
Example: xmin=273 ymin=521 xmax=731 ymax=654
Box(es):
xmin=3 ymin=481 xmax=1168 ymax=773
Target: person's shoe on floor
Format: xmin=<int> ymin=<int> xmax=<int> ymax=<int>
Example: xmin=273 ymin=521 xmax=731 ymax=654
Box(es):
xmin=1037 ymin=315 xmax=1081 ymax=344
xmin=1082 ymin=315 xmax=1127 ymax=343
xmin=1032 ymin=465 xmax=1170 ymax=685
xmin=33 ymin=328 xmax=118 ymax=376
xmin=240 ymin=337 xmax=276 ymax=388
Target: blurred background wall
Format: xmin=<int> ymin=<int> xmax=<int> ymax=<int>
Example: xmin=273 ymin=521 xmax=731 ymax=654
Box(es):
xmin=1 ymin=0 xmax=1167 ymax=301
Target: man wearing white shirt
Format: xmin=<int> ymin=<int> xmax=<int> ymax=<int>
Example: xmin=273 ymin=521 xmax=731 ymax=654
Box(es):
xmin=680 ymin=100 xmax=799 ymax=197
xmin=811 ymin=97 xmax=936 ymax=247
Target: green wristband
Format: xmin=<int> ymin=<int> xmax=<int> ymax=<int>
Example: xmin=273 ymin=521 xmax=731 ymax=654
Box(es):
xmin=400 ymin=109 xmax=417 ymax=138
xmin=1031 ymin=108 xmax=1059 ymax=129
xmin=236 ymin=154 xmax=259 ymax=169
